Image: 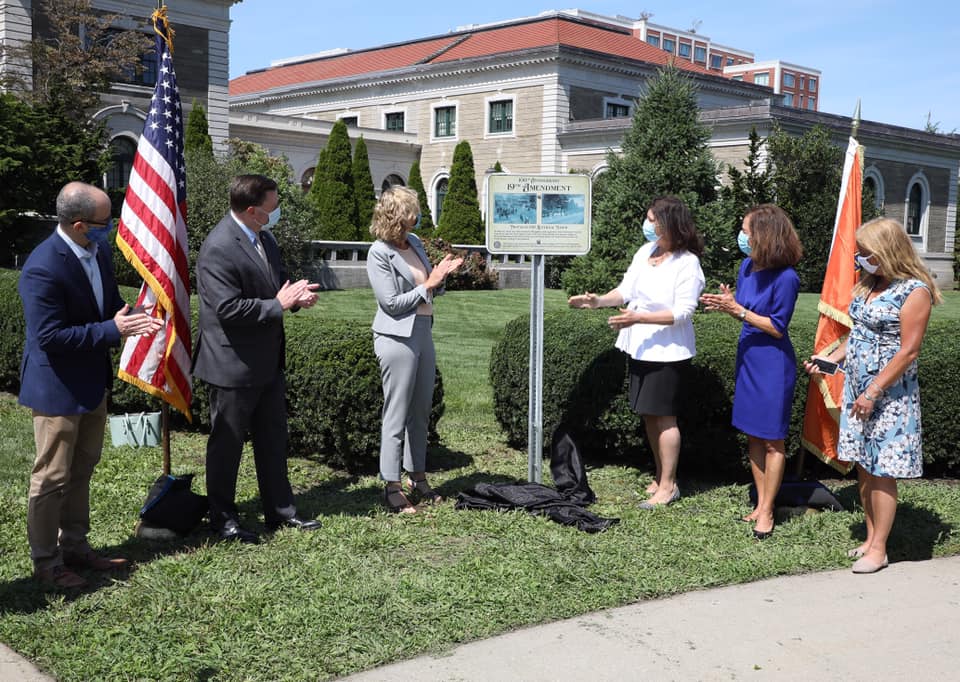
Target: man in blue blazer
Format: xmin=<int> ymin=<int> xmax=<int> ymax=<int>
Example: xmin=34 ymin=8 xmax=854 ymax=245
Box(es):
xmin=193 ymin=174 xmax=321 ymax=543
xmin=18 ymin=182 xmax=161 ymax=589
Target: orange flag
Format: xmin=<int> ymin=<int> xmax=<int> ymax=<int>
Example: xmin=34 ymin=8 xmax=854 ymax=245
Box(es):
xmin=801 ymin=135 xmax=862 ymax=474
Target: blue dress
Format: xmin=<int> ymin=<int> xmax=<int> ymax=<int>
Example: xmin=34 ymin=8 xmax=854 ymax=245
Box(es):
xmin=837 ymin=279 xmax=928 ymax=478
xmin=731 ymin=259 xmax=801 ymax=440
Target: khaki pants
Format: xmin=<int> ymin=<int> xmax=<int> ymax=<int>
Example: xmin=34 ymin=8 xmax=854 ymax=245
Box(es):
xmin=28 ymin=396 xmax=107 ymax=570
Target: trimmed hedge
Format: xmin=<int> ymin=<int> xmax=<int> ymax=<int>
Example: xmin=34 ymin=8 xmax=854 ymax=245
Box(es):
xmin=490 ymin=308 xmax=960 ymax=478
xmin=0 ymin=268 xmax=443 ymax=473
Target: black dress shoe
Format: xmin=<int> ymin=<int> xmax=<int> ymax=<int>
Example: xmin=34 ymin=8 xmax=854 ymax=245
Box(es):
xmin=217 ymin=519 xmax=259 ymax=544
xmin=266 ymin=515 xmax=322 ymax=532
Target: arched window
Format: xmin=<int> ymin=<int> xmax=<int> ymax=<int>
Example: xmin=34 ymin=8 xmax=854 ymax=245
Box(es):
xmin=105 ymin=137 xmax=137 ymax=191
xmin=434 ymin=177 xmax=449 ymax=224
xmin=301 ymin=168 xmax=315 ymax=193
xmin=863 ymin=166 xmax=885 ymax=210
xmin=906 ymin=182 xmax=923 ymax=236
xmin=381 ymin=174 xmax=405 ymax=192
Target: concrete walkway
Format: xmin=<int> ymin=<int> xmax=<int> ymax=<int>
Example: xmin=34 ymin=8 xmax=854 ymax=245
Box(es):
xmin=3 ymin=556 xmax=957 ymax=681
xmin=342 ymin=555 xmax=960 ymax=681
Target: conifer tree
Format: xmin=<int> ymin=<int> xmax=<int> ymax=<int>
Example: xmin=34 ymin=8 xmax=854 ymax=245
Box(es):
xmin=352 ymin=136 xmax=376 ymax=234
xmin=407 ymin=159 xmax=434 ymax=236
xmin=435 ymin=140 xmax=484 ymax=244
xmin=309 ymin=119 xmax=358 ymax=240
xmin=184 ymin=100 xmax=214 ymax=158
xmin=562 ymin=65 xmax=717 ymax=295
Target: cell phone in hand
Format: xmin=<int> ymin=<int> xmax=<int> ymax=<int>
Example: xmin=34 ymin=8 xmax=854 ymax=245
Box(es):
xmin=812 ymin=357 xmax=841 ymax=375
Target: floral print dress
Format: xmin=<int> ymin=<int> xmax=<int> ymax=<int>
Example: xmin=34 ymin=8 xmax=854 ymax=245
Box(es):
xmin=837 ymin=279 xmax=929 ymax=478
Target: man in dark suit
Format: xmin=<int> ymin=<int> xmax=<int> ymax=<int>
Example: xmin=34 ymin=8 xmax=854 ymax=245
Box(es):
xmin=194 ymin=174 xmax=321 ymax=543
xmin=18 ymin=182 xmax=162 ymax=589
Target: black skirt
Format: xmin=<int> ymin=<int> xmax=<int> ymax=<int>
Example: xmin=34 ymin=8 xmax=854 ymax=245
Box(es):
xmin=627 ymin=358 xmax=691 ymax=416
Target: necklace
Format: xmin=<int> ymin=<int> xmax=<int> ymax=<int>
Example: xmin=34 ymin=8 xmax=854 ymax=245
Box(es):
xmin=649 ymin=249 xmax=671 ymax=266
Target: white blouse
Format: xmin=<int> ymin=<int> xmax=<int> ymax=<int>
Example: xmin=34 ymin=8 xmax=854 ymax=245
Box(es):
xmin=614 ymin=241 xmax=705 ymax=362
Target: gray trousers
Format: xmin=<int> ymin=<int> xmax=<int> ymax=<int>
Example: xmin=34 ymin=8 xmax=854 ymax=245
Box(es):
xmin=374 ymin=315 xmax=435 ymax=481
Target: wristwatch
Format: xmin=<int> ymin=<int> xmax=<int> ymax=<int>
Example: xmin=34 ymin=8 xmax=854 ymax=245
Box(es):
xmin=738 ymin=307 xmax=748 ymax=321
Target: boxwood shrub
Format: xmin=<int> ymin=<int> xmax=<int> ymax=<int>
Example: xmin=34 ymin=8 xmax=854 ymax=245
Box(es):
xmin=490 ymin=308 xmax=960 ymax=478
xmin=0 ymin=269 xmax=442 ymax=473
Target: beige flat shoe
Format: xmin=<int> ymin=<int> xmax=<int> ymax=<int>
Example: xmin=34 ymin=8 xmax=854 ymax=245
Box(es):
xmin=851 ymin=554 xmax=888 ymax=574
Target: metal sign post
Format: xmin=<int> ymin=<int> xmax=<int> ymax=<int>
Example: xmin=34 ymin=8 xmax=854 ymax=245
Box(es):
xmin=527 ymin=254 xmax=545 ymax=482
xmin=485 ymin=174 xmax=592 ymax=483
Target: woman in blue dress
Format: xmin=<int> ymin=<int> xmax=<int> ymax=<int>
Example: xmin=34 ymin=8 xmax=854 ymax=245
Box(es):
xmin=701 ymin=205 xmax=802 ymax=539
xmin=805 ymin=218 xmax=941 ymax=573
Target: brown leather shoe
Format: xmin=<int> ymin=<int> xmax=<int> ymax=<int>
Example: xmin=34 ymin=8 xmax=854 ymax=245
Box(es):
xmin=63 ymin=549 xmax=129 ymax=572
xmin=34 ymin=565 xmax=87 ymax=589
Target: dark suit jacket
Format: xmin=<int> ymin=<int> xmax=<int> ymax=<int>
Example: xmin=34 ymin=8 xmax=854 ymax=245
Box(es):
xmin=18 ymin=231 xmax=125 ymax=415
xmin=192 ymin=214 xmax=287 ymax=389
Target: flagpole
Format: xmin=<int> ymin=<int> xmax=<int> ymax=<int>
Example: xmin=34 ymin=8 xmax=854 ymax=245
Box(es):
xmin=157 ymin=0 xmax=169 ymax=477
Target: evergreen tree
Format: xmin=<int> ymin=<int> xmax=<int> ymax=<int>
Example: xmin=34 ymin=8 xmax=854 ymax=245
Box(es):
xmin=308 ymin=119 xmax=358 ymax=240
xmin=766 ymin=124 xmax=844 ymax=291
xmin=407 ymin=159 xmax=434 ymax=236
xmin=436 ymin=140 xmax=484 ymax=244
xmin=492 ymin=160 xmax=504 ymax=172
xmin=352 ymin=135 xmax=376 ymax=234
xmin=184 ymin=100 xmax=214 ymax=159
xmin=562 ymin=65 xmax=718 ymax=295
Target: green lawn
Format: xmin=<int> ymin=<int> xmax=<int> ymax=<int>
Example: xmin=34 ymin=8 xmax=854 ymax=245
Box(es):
xmin=0 ymin=288 xmax=958 ymax=681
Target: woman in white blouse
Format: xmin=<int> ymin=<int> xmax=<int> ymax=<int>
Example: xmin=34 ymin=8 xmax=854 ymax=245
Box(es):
xmin=569 ymin=196 xmax=706 ymax=508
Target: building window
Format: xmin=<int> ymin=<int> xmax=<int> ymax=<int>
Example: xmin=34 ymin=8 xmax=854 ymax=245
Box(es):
xmin=753 ymin=72 xmax=770 ymax=86
xmin=381 ymin=174 xmax=405 ymax=192
xmin=662 ymin=38 xmax=675 ymax=53
xmin=906 ymin=182 xmax=924 ymax=235
xmin=731 ymin=75 xmax=743 ymax=81
xmin=105 ymin=137 xmax=137 ymax=190
xmin=434 ymin=106 xmax=456 ymax=138
xmin=807 ymin=98 xmax=815 ymax=110
xmin=340 ymin=116 xmax=358 ymax=127
xmin=863 ymin=167 xmax=885 ymax=209
xmin=808 ymin=78 xmax=817 ymax=92
xmin=102 ymin=29 xmax=156 ymax=86
xmin=799 ymin=95 xmax=804 ymax=107
xmin=678 ymin=43 xmax=691 ymax=58
xmin=783 ymin=73 xmax=796 ymax=88
xmin=783 ymin=93 xmax=794 ymax=106
xmin=605 ymin=102 xmax=630 ymax=118
xmin=710 ymin=54 xmax=722 ymax=69
xmin=385 ymin=112 xmax=404 ymax=131
xmin=434 ymin=177 xmax=449 ymax=223
xmin=727 ymin=57 xmax=735 ymax=66
xmin=300 ymin=168 xmax=315 ymax=192
xmin=488 ymin=99 xmax=513 ymax=134
xmin=647 ymin=35 xmax=660 ymax=48
xmin=694 ymin=46 xmax=707 ymax=63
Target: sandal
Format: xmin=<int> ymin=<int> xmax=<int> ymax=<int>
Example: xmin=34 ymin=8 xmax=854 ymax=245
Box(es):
xmin=405 ymin=476 xmax=443 ymax=504
xmin=382 ymin=485 xmax=416 ymax=514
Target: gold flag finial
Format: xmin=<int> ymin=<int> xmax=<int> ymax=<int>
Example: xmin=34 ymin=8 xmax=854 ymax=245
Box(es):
xmin=151 ymin=5 xmax=175 ymax=55
xmin=851 ymin=99 xmax=861 ymax=139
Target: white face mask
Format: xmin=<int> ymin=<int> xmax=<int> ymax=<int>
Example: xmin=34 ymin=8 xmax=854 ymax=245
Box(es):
xmin=856 ymin=253 xmax=879 ymax=274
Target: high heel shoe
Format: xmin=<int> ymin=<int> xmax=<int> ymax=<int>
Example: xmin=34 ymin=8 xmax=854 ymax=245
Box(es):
xmin=752 ymin=528 xmax=774 ymax=540
xmin=405 ymin=476 xmax=443 ymax=505
xmin=382 ymin=485 xmax=416 ymax=514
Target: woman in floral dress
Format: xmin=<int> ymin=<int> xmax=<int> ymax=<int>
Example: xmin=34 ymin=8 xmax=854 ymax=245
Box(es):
xmin=805 ymin=218 xmax=941 ymax=574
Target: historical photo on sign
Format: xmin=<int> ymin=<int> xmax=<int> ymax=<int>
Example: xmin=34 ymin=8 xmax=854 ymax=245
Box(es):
xmin=493 ymin=193 xmax=537 ymax=224
xmin=541 ymin=194 xmax=585 ymax=224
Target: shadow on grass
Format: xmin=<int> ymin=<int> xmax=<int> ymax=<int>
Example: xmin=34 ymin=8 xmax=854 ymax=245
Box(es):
xmin=847 ymin=501 xmax=953 ymax=563
xmin=0 ymin=532 xmax=211 ymax=616
xmin=434 ymin=470 xmax=524 ymax=498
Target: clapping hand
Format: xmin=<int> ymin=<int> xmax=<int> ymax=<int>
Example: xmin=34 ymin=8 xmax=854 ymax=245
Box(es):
xmin=114 ymin=304 xmax=163 ymax=338
xmin=699 ymin=284 xmax=736 ymax=314
xmin=277 ymin=279 xmax=320 ymax=310
xmin=568 ymin=292 xmax=599 ymax=309
xmin=607 ymin=308 xmax=641 ymax=330
xmin=426 ymin=254 xmax=464 ymax=289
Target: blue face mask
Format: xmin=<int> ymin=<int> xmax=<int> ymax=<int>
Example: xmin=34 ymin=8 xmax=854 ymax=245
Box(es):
xmin=737 ymin=230 xmax=752 ymax=256
xmin=261 ymin=206 xmax=281 ymax=230
xmin=85 ymin=218 xmax=113 ymax=244
xmin=642 ymin=218 xmax=658 ymax=242
xmin=412 ymin=213 xmax=422 ymax=231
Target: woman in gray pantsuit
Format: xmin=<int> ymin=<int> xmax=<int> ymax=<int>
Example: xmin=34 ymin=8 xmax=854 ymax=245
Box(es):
xmin=367 ymin=187 xmax=462 ymax=513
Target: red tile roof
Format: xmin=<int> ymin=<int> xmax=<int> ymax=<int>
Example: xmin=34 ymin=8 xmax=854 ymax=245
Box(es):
xmin=230 ymin=16 xmax=712 ymax=97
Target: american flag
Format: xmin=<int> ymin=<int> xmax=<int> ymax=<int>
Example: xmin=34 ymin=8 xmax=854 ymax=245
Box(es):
xmin=116 ymin=7 xmax=192 ymax=419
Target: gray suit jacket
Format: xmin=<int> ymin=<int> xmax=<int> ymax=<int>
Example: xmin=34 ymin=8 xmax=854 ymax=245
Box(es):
xmin=193 ymin=213 xmax=286 ymax=388
xmin=366 ymin=234 xmax=443 ymax=338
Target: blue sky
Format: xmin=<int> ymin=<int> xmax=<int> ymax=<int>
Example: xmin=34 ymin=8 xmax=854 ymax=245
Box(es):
xmin=229 ymin=1 xmax=960 ymax=134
